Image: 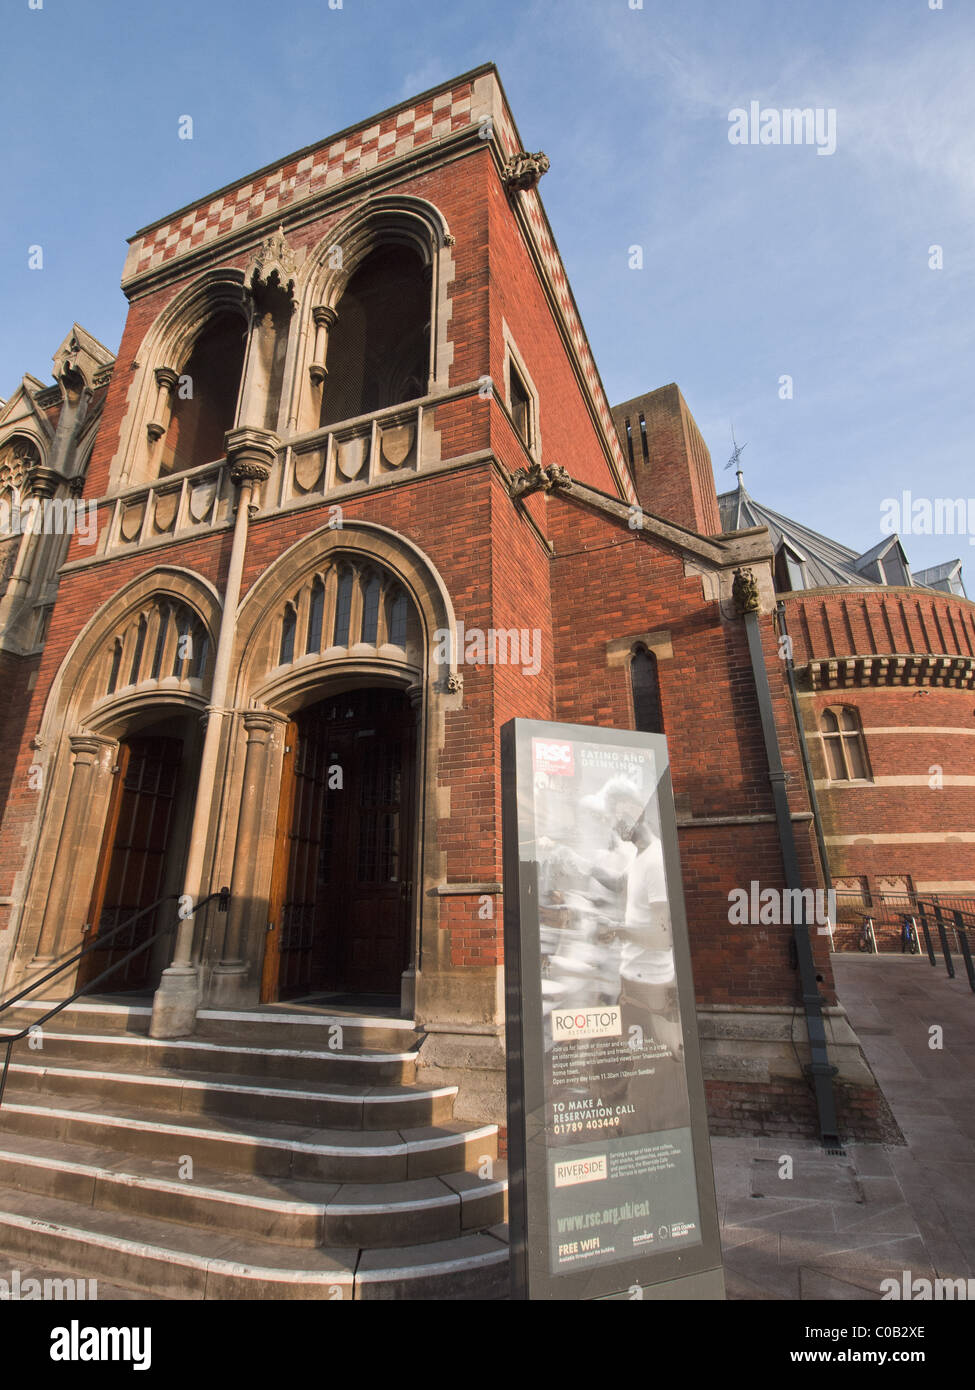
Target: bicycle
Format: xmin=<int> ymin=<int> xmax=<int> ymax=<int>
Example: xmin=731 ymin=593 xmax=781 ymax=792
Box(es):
xmin=901 ymin=915 xmax=920 ymax=955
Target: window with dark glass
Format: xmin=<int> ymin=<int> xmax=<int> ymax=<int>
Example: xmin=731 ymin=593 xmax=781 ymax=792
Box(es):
xmin=159 ymin=312 xmax=247 ymax=477
xmin=320 ymin=245 xmax=430 ymax=427
xmin=508 ymin=359 xmax=532 ymax=448
xmin=631 ymin=645 xmax=664 ymax=734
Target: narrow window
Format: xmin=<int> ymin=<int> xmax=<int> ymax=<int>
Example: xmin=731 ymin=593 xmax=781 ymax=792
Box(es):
xmin=280 ymin=603 xmax=297 ymax=666
xmin=107 ymin=637 xmax=123 ymax=694
xmin=638 ymin=412 xmax=649 ymax=464
xmin=624 ymin=417 xmax=634 ymax=468
xmin=172 ymin=607 xmax=195 ymax=679
xmin=190 ymin=622 xmax=209 ymax=679
xmin=361 ymin=573 xmax=381 ymax=645
xmin=333 ymin=569 xmax=353 ymax=646
xmin=508 ymin=359 xmax=532 ymax=448
xmin=129 ymin=615 xmax=147 ymax=686
xmin=306 ymin=576 xmax=324 ymax=655
xmin=150 ymin=604 xmax=170 ymax=680
xmin=388 ymin=589 xmax=408 ymax=648
xmin=631 ymin=646 xmax=664 ymax=734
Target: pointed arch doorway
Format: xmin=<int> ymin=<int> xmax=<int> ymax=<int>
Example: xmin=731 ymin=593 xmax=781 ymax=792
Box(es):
xmin=261 ymin=685 xmax=418 ymax=1003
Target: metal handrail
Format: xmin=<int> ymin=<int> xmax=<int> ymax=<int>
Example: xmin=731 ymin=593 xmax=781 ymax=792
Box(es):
xmin=0 ymin=887 xmax=230 ymax=1109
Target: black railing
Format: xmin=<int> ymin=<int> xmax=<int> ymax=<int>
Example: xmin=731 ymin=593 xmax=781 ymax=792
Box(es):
xmin=830 ymin=890 xmax=975 ymax=996
xmin=0 ymin=887 xmax=229 ymax=1110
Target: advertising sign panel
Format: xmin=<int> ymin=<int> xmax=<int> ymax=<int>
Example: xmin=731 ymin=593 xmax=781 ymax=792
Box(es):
xmin=502 ymin=719 xmax=725 ymax=1300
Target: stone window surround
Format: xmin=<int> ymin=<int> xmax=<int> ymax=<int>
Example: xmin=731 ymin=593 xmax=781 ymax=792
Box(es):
xmin=111 ymin=196 xmax=457 ymax=499
xmin=819 ymin=703 xmax=873 ymax=785
xmin=500 ymin=322 xmax=541 ymax=464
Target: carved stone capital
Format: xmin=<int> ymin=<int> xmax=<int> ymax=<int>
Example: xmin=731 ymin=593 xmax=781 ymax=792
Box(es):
xmin=444 ymin=671 xmax=463 ymax=694
xmin=154 ymin=366 xmax=179 ymax=392
xmin=242 ymin=708 xmax=288 ymax=740
xmin=146 ymin=421 xmax=166 ymax=443
xmin=27 ymin=467 xmax=62 ymax=500
xmin=312 ymin=305 xmax=339 ymax=330
xmin=225 ymin=426 xmax=279 ymax=486
xmin=732 ymin=567 xmax=760 ymax=615
xmin=502 ymin=151 xmax=550 ymax=194
xmin=68 ymin=732 xmax=117 ymax=766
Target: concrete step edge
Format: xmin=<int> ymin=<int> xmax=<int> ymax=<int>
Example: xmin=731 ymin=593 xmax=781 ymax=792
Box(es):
xmin=0 ymin=1146 xmax=507 ymax=1217
xmin=3 ymin=1062 xmax=456 ymax=1106
xmin=0 ymin=1102 xmax=497 ymax=1158
xmin=0 ymin=1030 xmax=419 ymax=1064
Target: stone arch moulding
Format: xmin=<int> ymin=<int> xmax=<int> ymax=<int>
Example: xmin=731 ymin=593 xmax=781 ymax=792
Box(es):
xmin=111 ymin=267 xmax=249 ymax=492
xmin=7 ymin=566 xmax=223 ymax=987
xmin=220 ymin=521 xmax=461 ymax=1016
xmin=232 ymin=519 xmax=460 ymax=708
xmin=35 ymin=565 xmax=223 ymax=747
xmin=288 ymin=195 xmax=456 ymax=434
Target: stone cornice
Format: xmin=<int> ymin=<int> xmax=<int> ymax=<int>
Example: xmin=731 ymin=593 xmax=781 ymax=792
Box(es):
xmin=803 ymin=652 xmax=975 ymax=691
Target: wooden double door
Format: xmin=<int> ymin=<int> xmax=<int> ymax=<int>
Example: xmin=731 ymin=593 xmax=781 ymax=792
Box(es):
xmin=81 ymin=735 xmax=184 ymax=994
xmin=262 ymin=688 xmax=417 ymax=1001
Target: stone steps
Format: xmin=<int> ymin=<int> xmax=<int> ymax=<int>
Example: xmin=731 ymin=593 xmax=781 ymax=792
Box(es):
xmin=0 ymin=1000 xmax=510 ymax=1298
xmin=0 ymin=1187 xmax=510 ymax=1300
xmin=1 ymin=1056 xmax=455 ymax=1130
xmin=0 ymin=1131 xmax=507 ymax=1249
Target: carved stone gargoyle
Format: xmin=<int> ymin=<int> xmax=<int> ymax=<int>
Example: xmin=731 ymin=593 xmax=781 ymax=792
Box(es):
xmin=502 ymin=151 xmax=550 ymax=194
xmin=509 ymin=462 xmax=572 ymax=499
xmin=732 ymin=566 xmax=760 ymax=615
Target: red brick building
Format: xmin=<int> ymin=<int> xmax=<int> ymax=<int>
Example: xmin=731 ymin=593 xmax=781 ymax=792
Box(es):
xmin=2 ymin=62 xmax=953 ymax=1296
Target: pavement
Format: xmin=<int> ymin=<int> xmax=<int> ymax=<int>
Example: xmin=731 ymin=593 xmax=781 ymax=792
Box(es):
xmin=713 ymin=952 xmax=975 ymax=1300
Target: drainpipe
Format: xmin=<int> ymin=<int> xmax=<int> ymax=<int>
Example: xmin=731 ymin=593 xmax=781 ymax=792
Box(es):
xmin=734 ymin=569 xmax=840 ymax=1148
xmin=149 ymin=427 xmax=277 ymax=1038
xmin=775 ymin=600 xmax=832 ymax=890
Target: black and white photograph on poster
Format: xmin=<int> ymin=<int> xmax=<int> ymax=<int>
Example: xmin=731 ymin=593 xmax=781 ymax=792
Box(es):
xmin=529 ymin=734 xmax=703 ymax=1273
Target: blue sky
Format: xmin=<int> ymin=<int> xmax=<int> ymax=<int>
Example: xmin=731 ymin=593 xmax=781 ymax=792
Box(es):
xmin=3 ymin=0 xmax=973 ymax=572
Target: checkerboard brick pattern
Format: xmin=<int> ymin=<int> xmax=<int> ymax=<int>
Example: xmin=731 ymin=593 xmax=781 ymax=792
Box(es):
xmin=127 ymin=84 xmax=477 ymax=277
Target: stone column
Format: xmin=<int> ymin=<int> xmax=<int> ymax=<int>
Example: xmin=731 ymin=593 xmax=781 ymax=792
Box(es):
xmin=147 ymin=367 xmax=179 ymax=442
xmin=33 ymin=733 xmax=118 ymax=964
xmin=308 ymin=305 xmax=338 ymax=386
xmin=149 ymin=428 xmax=278 ymax=1037
xmin=209 ymin=708 xmax=287 ymax=1006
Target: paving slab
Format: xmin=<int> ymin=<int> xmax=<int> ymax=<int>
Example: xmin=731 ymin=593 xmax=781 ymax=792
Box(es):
xmin=714 ymin=954 xmax=975 ymax=1300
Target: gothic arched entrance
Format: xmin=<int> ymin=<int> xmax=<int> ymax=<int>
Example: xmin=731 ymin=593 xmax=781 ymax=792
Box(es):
xmin=261 ymin=685 xmax=418 ymax=1002
xmin=79 ymin=711 xmax=202 ymax=995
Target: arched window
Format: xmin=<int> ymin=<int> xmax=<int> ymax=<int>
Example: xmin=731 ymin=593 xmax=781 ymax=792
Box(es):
xmin=361 ymin=572 xmax=382 ymax=645
xmin=631 ymin=645 xmax=664 ymax=734
xmin=387 ymin=588 xmax=408 ymax=649
xmin=320 ymin=245 xmax=430 ymax=427
xmin=333 ymin=568 xmax=354 ymax=646
xmin=306 ymin=576 xmax=325 ymax=655
xmin=279 ymin=603 xmax=297 ymax=666
xmin=820 ymin=706 xmax=870 ymax=781
xmin=107 ymin=638 xmax=123 ymax=695
xmin=103 ymin=598 xmax=210 ymax=694
xmin=158 ymin=311 xmax=247 ymax=477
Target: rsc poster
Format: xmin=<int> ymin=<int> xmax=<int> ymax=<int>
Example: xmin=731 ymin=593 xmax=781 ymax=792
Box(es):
xmin=502 ymin=720 xmax=724 ymax=1301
